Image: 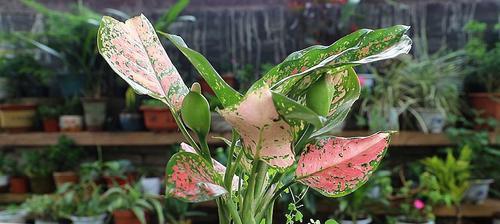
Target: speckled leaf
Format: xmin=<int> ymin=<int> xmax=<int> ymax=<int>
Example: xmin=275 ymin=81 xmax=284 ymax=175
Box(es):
xmin=165 ymin=152 xmax=227 ymax=202
xmin=220 ymin=87 xmax=294 ymax=169
xmin=159 ymin=32 xmax=242 ymax=108
xmin=180 ymin=142 xmax=240 ymax=191
xmin=296 ymin=132 xmax=392 ymax=197
xmin=97 ymin=15 xmax=188 ymax=111
xmin=271 ymin=91 xmax=325 ymax=128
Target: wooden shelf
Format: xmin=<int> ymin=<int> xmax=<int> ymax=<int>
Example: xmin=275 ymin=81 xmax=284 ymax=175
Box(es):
xmin=0 ymin=193 xmax=30 ymax=204
xmin=0 ymin=131 xmax=496 ymax=147
xmin=432 ymin=199 xmax=500 ymax=218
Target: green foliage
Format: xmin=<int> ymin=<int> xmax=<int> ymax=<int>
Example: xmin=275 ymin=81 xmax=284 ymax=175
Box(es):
xmin=124 ymin=87 xmax=139 ymax=112
xmin=395 ymin=178 xmax=436 ymax=223
xmin=57 ymin=182 xmax=108 ymax=217
xmin=155 ymin=0 xmax=191 ymax=31
xmin=142 ymin=99 xmax=167 ymax=108
xmin=21 ymin=194 xmax=61 ymax=220
xmin=38 ymin=105 xmax=61 ymax=119
xmin=165 ymin=197 xmax=205 ymax=224
xmin=21 ymin=150 xmax=56 ymax=178
xmin=61 ymin=97 xmax=83 ymax=115
xmin=48 ymin=136 xmax=84 ymax=172
xmin=0 ymin=153 xmax=14 ymax=176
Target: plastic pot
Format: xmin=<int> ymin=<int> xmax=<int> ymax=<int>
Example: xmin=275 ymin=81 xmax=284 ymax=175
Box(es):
xmin=70 ymin=214 xmax=107 ymax=224
xmin=53 ymin=171 xmax=79 ymax=189
xmin=0 ymin=208 xmax=27 ymax=223
xmin=140 ymin=106 xmax=177 ymax=132
xmin=119 ymin=112 xmax=143 ymax=131
xmin=140 ymin=177 xmax=161 ymax=195
xmin=0 ymin=104 xmax=36 ymax=132
xmin=469 ymin=93 xmax=500 ymax=120
xmin=82 ymin=99 xmax=107 ymax=131
xmin=9 ymin=176 xmax=29 ymax=194
xmin=0 ymin=175 xmax=8 ymax=187
xmin=395 ymin=219 xmax=434 ymax=224
xmin=340 ymin=216 xmax=372 ymax=224
xmin=59 ymin=115 xmax=83 ymax=132
xmin=42 ymin=118 xmax=59 ymax=132
xmin=113 ymin=209 xmax=149 ymax=224
xmin=210 ymin=112 xmax=232 ymax=132
xmin=415 ymin=108 xmax=445 ymax=133
xmin=463 ymin=179 xmax=494 ymax=204
xmin=29 ymin=176 xmax=55 ymax=194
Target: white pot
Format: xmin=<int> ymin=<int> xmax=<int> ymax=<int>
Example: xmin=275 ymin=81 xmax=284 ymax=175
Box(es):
xmin=464 ymin=179 xmax=494 ymax=204
xmin=140 ymin=177 xmax=161 ymax=195
xmin=0 ymin=209 xmax=27 ymax=223
xmin=0 ymin=77 xmax=9 ymax=100
xmin=59 ymin=115 xmax=83 ymax=132
xmin=35 ymin=219 xmax=58 ymax=224
xmin=70 ymin=214 xmax=107 ymax=224
xmin=415 ymin=108 xmax=445 ymax=133
xmin=340 ymin=217 xmax=372 ymax=224
xmin=396 ymin=220 xmax=434 ymax=224
xmin=494 ymin=218 xmax=500 ymax=224
xmin=211 ymin=112 xmax=232 ymax=132
xmin=0 ymin=175 xmax=9 ymax=187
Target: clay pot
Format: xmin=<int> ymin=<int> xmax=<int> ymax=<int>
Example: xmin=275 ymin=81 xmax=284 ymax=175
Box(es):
xmin=53 ymin=171 xmax=79 ymax=188
xmin=9 ymin=176 xmax=29 ymax=194
xmin=42 ymin=118 xmax=59 ymax=132
xmin=140 ymin=106 xmax=177 ymax=132
xmin=0 ymin=104 xmax=36 ymax=132
xmin=112 ymin=209 xmax=149 ymax=224
xmin=470 ymin=93 xmax=500 ymax=120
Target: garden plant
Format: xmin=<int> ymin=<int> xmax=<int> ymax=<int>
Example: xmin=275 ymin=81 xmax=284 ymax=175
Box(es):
xmin=97 ymin=14 xmax=412 ymax=223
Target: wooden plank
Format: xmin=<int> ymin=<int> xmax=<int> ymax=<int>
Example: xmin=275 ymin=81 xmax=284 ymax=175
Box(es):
xmin=0 ymin=193 xmax=30 ymax=204
xmin=433 ymin=199 xmax=500 ymax=218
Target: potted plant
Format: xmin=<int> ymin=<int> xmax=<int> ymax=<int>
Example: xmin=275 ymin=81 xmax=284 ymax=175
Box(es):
xmin=0 ymin=205 xmax=28 ymax=223
xmin=140 ymin=99 xmax=177 ymax=132
xmin=103 ymin=184 xmax=164 ymax=224
xmin=98 ymin=14 xmax=410 ymax=223
xmin=59 ymin=97 xmax=84 ymax=132
xmin=165 ymin=197 xmax=205 ymax=224
xmin=21 ymin=150 xmax=56 ymax=194
xmin=22 ymin=195 xmax=60 ymax=224
xmin=0 ymin=153 xmax=13 ymax=191
xmin=49 ymin=136 xmax=84 ymax=188
xmin=102 ymin=160 xmax=136 ymax=188
xmin=120 ymin=87 xmax=143 ymax=131
xmin=138 ymin=168 xmax=162 ymax=196
xmin=58 ymin=182 xmax=108 ymax=224
xmin=463 ymin=21 xmax=500 ymax=121
xmin=8 ymin=161 xmax=29 ymax=194
xmin=394 ymin=178 xmax=436 ymax=224
xmin=38 ymin=105 xmax=61 ymax=132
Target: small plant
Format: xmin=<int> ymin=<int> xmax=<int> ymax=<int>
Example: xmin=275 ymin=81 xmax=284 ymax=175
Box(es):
xmin=395 ymin=178 xmax=436 ymax=223
xmin=48 ymin=136 xmax=84 ymax=172
xmin=38 ymin=105 xmax=61 ymax=119
xmin=62 ymin=97 xmax=83 ymax=115
xmin=165 ymin=197 xmax=205 ymax=224
xmin=0 ymin=153 xmax=14 ymax=176
xmin=21 ymin=150 xmax=56 ymax=178
xmin=57 ymin=182 xmax=108 ymax=218
xmin=21 ymin=194 xmax=61 ymax=221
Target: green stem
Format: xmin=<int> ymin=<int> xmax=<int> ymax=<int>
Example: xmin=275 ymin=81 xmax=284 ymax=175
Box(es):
xmin=198 ymin=134 xmax=213 ymax=166
xmin=171 ymin=109 xmax=201 ymax=152
xmin=242 ymin=160 xmax=261 ymax=224
xmin=216 ymin=199 xmax=229 ymax=224
xmin=265 ymin=201 xmax=274 ymax=224
xmin=225 ymin=196 xmax=243 ymax=224
xmin=256 ymin=180 xmax=296 ymax=221
xmin=254 ymin=162 xmax=268 ymax=199
xmin=294 ymin=124 xmax=314 ymax=155
xmin=224 ymin=131 xmax=239 ymax=191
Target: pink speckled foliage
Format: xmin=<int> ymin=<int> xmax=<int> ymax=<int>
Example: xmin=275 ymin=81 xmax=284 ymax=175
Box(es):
xmin=97 ymin=14 xmax=188 ymax=111
xmin=296 ymin=132 xmax=391 ymax=197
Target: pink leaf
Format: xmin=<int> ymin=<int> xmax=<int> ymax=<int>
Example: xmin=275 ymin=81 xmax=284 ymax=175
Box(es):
xmin=296 ymin=132 xmax=392 ymax=197
xmin=220 ymin=87 xmax=295 ymax=169
xmin=98 ymin=15 xmax=188 ymax=111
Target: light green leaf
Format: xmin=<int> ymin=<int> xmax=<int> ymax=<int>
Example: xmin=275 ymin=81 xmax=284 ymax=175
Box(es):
xmin=271 ymin=91 xmax=325 ymax=128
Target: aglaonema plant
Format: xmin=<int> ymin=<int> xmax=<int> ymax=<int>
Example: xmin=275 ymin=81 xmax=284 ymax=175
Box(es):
xmin=97 ymin=14 xmax=412 ymax=224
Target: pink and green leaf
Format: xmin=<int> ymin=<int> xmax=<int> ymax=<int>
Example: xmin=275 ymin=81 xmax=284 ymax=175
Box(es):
xmin=296 ymin=132 xmax=392 ymax=197
xmin=165 ymin=152 xmax=227 ymax=202
xmin=97 ymin=15 xmax=188 ymax=111
xmin=220 ymin=87 xmax=295 ymax=169
xmin=159 ymin=32 xmax=242 ymax=108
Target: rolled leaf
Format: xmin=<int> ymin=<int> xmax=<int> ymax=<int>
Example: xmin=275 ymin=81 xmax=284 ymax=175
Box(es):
xmin=271 ymin=91 xmax=325 ymax=128
xmin=296 ymin=132 xmax=392 ymax=197
xmin=165 ymin=152 xmax=227 ymax=202
xmin=220 ymin=87 xmax=295 ymax=169
xmin=97 ymin=15 xmax=188 ymax=111
xmin=159 ymin=32 xmax=242 ymax=108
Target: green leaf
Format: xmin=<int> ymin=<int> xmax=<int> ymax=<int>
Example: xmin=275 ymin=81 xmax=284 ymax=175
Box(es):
xmin=159 ymin=32 xmax=243 ymax=107
xmin=325 ymin=219 xmax=339 ymax=224
xmin=271 ymin=91 xmax=325 ymax=128
xmin=155 ymin=0 xmax=191 ymax=31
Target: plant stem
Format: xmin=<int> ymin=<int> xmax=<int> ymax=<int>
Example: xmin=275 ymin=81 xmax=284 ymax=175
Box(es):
xmin=224 ymin=131 xmax=239 ymax=191
xmin=265 ymin=201 xmax=274 ymax=224
xmin=216 ymin=199 xmax=229 ymax=224
xmin=254 ymin=161 xmax=268 ymax=199
xmin=198 ymin=134 xmax=213 ymax=166
xmin=225 ymin=196 xmax=243 ymax=224
xmin=242 ymin=159 xmax=261 ymax=224
xmin=171 ymin=109 xmax=201 ymax=152
xmin=294 ymin=124 xmax=314 ymax=155
xmin=256 ymin=180 xmax=296 ymax=221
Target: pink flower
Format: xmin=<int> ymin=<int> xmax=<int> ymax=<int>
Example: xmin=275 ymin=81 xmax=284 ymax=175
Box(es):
xmin=413 ymin=199 xmax=425 ymax=210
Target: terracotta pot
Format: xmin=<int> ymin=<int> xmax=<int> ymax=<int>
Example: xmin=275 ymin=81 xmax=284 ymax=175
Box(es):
xmin=42 ymin=118 xmax=59 ymax=132
xmin=0 ymin=104 xmax=36 ymax=132
xmin=199 ymin=74 xmax=237 ymax=96
xmin=140 ymin=106 xmax=177 ymax=132
xmin=29 ymin=176 xmax=55 ymax=194
xmin=82 ymin=98 xmax=107 ymax=131
xmin=53 ymin=171 xmax=79 ymax=188
xmin=9 ymin=176 xmax=29 ymax=194
xmin=469 ymin=93 xmax=500 ymax=120
xmin=59 ymin=115 xmax=83 ymax=132
xmin=113 ymin=209 xmax=149 ymax=224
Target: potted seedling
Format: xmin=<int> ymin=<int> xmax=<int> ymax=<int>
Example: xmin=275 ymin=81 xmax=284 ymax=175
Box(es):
xmin=8 ymin=162 xmax=29 ymax=194
xmin=38 ymin=105 xmax=61 ymax=132
xmin=102 ymin=160 xmax=136 ymax=188
xmin=22 ymin=195 xmax=61 ymax=224
xmin=140 ymin=99 xmax=177 ymax=132
xmin=0 ymin=205 xmax=28 ymax=223
xmin=120 ymin=87 xmax=143 ymax=131
xmin=58 ymin=182 xmax=109 ymax=224
xmin=138 ymin=167 xmax=162 ymax=196
xmin=21 ymin=150 xmax=56 ymax=194
xmin=59 ymin=97 xmax=84 ymax=132
xmin=104 ymin=184 xmax=164 ymax=224
xmin=49 ymin=136 xmax=84 ymax=188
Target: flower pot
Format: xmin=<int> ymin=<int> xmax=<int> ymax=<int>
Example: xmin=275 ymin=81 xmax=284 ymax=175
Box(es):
xmin=0 ymin=208 xmax=27 ymax=223
xmin=211 ymin=112 xmax=232 ymax=132
xmin=0 ymin=77 xmax=9 ymax=101
xmin=82 ymin=99 xmax=107 ymax=131
xmin=9 ymin=176 xmax=28 ymax=193
xmin=0 ymin=175 xmax=8 ymax=187
xmin=119 ymin=112 xmax=143 ymax=131
xmin=113 ymin=209 xmax=149 ymax=224
xmin=34 ymin=219 xmax=58 ymax=224
xmin=70 ymin=214 xmax=107 ymax=224
xmin=0 ymin=104 xmax=36 ymax=132
xmin=53 ymin=171 xmax=79 ymax=189
xmin=469 ymin=93 xmax=500 ymax=120
xmin=140 ymin=106 xmax=177 ymax=132
xmin=340 ymin=217 xmax=372 ymax=224
xmin=199 ymin=74 xmax=236 ymax=96
xmin=367 ymin=107 xmax=400 ymax=131
xmin=140 ymin=177 xmax=161 ymax=195
xmin=42 ymin=118 xmax=59 ymax=132
xmin=395 ymin=219 xmax=434 ymax=224
xmin=463 ymin=179 xmax=494 ymax=204
xmin=29 ymin=176 xmax=55 ymax=194
xmin=415 ymin=108 xmax=445 ymax=133
xmin=59 ymin=115 xmax=83 ymax=132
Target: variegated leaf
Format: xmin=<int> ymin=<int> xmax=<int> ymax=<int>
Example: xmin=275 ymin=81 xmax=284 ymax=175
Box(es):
xmin=165 ymin=152 xmax=227 ymax=202
xmin=220 ymin=87 xmax=294 ymax=169
xmin=180 ymin=142 xmax=240 ymax=191
xmin=271 ymin=91 xmax=325 ymax=128
xmin=159 ymin=32 xmax=242 ymax=108
xmin=97 ymin=15 xmax=189 ymax=111
xmin=296 ymin=132 xmax=392 ymax=197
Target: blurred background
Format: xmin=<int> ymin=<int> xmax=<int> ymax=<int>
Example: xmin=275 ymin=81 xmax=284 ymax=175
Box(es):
xmin=0 ymin=0 xmax=499 ymax=223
